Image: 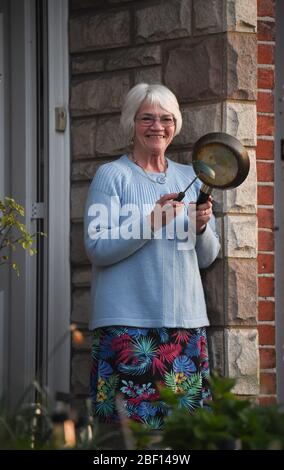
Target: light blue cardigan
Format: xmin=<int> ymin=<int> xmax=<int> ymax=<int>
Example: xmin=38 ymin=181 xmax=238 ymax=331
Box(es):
xmin=84 ymin=155 xmax=220 ymax=330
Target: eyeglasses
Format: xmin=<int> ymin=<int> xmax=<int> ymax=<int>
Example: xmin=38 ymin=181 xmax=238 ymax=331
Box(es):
xmin=135 ymin=114 xmax=175 ymax=127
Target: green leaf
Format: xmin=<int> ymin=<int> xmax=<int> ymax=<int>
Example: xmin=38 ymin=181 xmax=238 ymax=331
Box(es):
xmin=0 ymin=196 xmax=46 ymax=276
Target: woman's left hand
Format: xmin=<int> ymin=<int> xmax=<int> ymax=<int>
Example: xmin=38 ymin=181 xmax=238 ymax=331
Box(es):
xmin=195 ymin=196 xmax=213 ymax=234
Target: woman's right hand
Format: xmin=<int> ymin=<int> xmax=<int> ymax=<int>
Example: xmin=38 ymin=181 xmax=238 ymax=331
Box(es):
xmin=148 ymin=193 xmax=184 ymax=232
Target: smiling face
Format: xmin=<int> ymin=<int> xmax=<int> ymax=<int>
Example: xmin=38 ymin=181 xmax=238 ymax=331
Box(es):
xmin=133 ymin=101 xmax=175 ymax=158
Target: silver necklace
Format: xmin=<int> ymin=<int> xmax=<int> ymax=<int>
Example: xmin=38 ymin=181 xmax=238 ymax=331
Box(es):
xmin=129 ymin=154 xmax=168 ymax=184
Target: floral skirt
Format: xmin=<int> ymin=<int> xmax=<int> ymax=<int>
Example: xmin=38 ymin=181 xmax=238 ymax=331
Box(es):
xmin=90 ymin=326 xmax=211 ymax=430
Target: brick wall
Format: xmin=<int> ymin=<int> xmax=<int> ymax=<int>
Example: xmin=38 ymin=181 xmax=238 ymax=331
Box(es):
xmin=69 ymin=0 xmax=259 ymax=403
xmin=257 ymin=0 xmax=276 ymax=405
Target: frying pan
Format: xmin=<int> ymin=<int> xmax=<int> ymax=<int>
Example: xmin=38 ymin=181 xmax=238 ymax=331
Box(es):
xmin=174 ymin=132 xmax=250 ymax=204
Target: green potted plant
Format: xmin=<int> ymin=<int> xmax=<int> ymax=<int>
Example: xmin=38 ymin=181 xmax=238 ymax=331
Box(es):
xmin=160 ymin=373 xmax=284 ymax=450
xmin=0 ymin=196 xmax=45 ymax=276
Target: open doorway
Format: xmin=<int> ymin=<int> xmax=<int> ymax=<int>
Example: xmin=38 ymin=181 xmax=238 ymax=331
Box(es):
xmin=0 ymin=0 xmax=70 ymax=409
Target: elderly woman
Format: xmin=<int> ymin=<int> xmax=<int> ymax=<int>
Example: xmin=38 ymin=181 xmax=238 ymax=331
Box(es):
xmin=84 ymin=83 xmax=220 ymax=430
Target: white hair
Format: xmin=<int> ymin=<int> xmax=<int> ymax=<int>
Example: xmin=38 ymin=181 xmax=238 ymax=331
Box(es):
xmin=120 ymin=83 xmax=182 ymax=140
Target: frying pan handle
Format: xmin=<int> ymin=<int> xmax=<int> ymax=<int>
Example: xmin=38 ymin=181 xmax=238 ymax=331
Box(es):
xmin=174 ymin=192 xmax=185 ymax=202
xmin=196 ymin=185 xmax=212 ymax=207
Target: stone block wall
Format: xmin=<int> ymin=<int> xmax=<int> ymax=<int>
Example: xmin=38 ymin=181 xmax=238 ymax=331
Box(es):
xmin=69 ymin=0 xmax=259 ymax=402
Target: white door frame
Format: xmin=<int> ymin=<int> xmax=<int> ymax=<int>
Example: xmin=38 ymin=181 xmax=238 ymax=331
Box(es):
xmin=47 ymin=0 xmax=70 ymax=398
